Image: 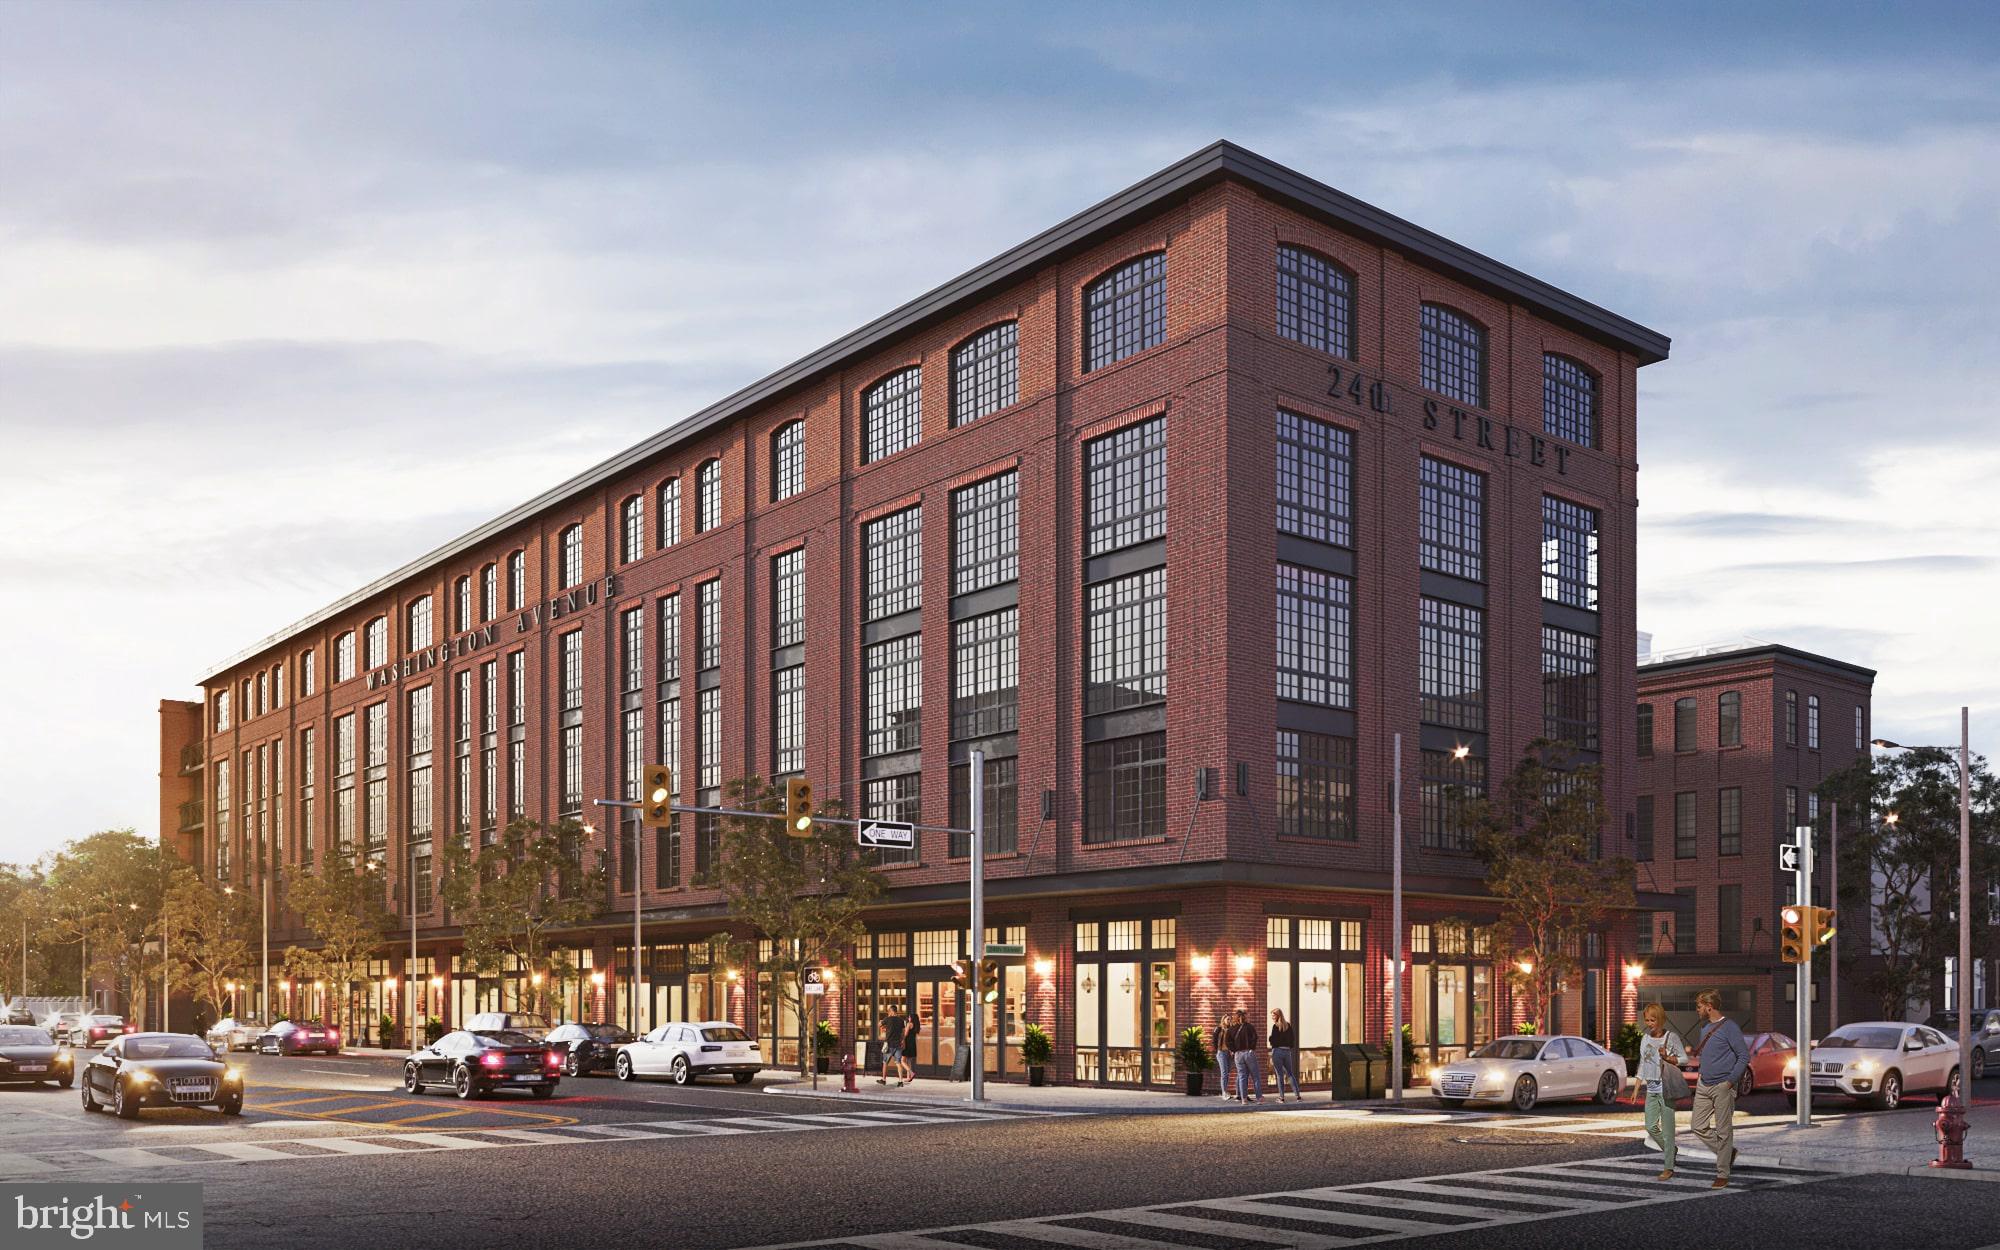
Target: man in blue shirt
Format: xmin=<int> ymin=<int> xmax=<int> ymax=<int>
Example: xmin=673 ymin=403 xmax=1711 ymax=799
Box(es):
xmin=1688 ymin=989 xmax=1750 ymax=1187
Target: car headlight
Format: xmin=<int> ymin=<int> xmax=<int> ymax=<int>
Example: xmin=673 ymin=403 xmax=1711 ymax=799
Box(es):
xmin=224 ymin=1067 xmax=244 ymax=1082
xmin=1853 ymin=1059 xmax=1876 ymax=1076
xmin=126 ymin=1070 xmax=152 ymax=1084
xmin=1784 ymin=1058 xmax=1798 ymax=1074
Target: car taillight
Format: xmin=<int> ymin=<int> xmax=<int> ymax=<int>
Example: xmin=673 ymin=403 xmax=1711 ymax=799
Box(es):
xmin=480 ymin=1052 xmax=504 ymax=1068
xmin=328 ymin=1029 xmax=340 ymax=1040
xmin=546 ymin=1051 xmax=562 ymax=1068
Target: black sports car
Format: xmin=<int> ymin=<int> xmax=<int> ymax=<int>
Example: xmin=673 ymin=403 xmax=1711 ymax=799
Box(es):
xmin=255 ymin=1019 xmax=342 ymax=1055
xmin=81 ymin=1032 xmax=243 ymax=1119
xmin=544 ymin=1022 xmax=635 ymax=1077
xmin=0 ymin=1026 xmax=73 ymax=1087
xmin=404 ymin=1029 xmax=561 ymax=1100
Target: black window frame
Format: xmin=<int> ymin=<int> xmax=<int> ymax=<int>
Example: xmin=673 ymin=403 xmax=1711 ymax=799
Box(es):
xmin=1274 ymin=245 xmax=1356 ymax=360
xmin=1542 ymin=354 xmax=1598 ymax=448
xmin=1719 ymin=691 xmax=1742 ymax=747
xmin=951 ymin=471 xmax=1018 ymax=596
xmin=1084 ymin=416 xmax=1166 ymax=557
xmin=950 ymin=322 xmax=1018 ymax=426
xmin=695 ymin=459 xmax=721 ymax=534
xmin=771 ymin=420 xmax=805 ymax=502
xmin=1673 ymin=697 xmax=1697 ymax=752
xmin=1673 ymin=791 xmax=1697 ymax=859
xmin=1540 ymin=625 xmax=1599 ymax=751
xmin=1718 ymin=786 xmax=1742 ymax=856
xmin=1419 ymin=456 xmax=1484 ymax=582
xmin=1420 ymin=303 xmax=1486 ymax=407
xmin=1085 ymin=566 xmax=1166 ymax=717
xmin=1636 ymin=703 xmax=1654 ymax=759
xmin=863 ymin=505 xmax=923 ymax=622
xmin=1275 ymin=729 xmax=1356 ymax=842
xmin=560 ymin=524 xmax=584 ymax=589
xmin=1540 ymin=495 xmax=1600 ymax=610
xmin=1276 ymin=409 xmax=1353 ymax=548
xmin=1418 ymin=596 xmax=1483 ymax=731
xmin=861 ymin=366 xmax=922 ymax=464
xmin=1083 ymin=252 xmax=1166 ymax=373
xmin=1082 ymin=732 xmax=1166 ymax=844
xmin=620 ymin=495 xmax=645 ymax=565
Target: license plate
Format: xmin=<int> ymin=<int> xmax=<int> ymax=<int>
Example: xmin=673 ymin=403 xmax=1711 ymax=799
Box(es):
xmin=18 ymin=1064 xmax=46 ymax=1073
xmin=512 ymin=1074 xmax=542 ymax=1082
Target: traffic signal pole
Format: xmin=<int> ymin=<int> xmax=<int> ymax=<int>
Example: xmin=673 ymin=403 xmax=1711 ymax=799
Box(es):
xmin=1795 ymin=823 xmax=1813 ymax=1130
xmin=969 ymin=748 xmax=985 ymax=1105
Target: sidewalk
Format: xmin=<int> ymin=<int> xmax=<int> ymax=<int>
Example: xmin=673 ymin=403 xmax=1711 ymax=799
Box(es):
xmin=1641 ymin=1097 xmax=2000 ymax=1182
xmin=766 ymin=1076 xmax=1300 ymax=1116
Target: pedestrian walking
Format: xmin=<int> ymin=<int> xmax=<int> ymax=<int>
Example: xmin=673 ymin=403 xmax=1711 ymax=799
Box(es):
xmin=1686 ymin=989 xmax=1749 ymax=1188
xmin=900 ymin=1010 xmax=920 ymax=1085
xmin=1213 ymin=1017 xmax=1236 ymax=1099
xmin=1269 ymin=1008 xmax=1301 ymax=1101
xmin=1637 ymin=1002 xmax=1687 ymax=1179
xmin=876 ymin=1006 xmax=906 ymax=1085
xmin=1228 ymin=1010 xmax=1264 ymax=1103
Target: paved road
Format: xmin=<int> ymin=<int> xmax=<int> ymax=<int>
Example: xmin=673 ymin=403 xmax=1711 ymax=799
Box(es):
xmin=0 ymin=1050 xmax=1990 ymax=1249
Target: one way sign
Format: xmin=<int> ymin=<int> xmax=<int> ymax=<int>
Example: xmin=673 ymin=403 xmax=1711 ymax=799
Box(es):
xmin=1779 ymin=843 xmax=1800 ymax=873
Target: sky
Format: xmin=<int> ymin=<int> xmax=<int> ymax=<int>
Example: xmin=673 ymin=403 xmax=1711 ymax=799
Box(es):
xmin=2 ymin=1 xmax=1996 ymax=867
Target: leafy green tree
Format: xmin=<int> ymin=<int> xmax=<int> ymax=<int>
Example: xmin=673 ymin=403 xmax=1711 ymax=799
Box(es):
xmin=1468 ymin=743 xmax=1635 ymax=1030
xmin=438 ymin=818 xmax=604 ymax=1018
xmin=162 ymin=871 xmax=256 ymax=1021
xmin=35 ymin=830 xmax=172 ymax=1011
xmin=282 ymin=850 xmax=393 ymax=1037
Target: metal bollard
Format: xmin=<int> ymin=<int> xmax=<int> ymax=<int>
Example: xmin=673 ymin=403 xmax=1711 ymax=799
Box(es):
xmin=1932 ymin=1089 xmax=1971 ymax=1169
xmin=841 ymin=1051 xmax=858 ymax=1094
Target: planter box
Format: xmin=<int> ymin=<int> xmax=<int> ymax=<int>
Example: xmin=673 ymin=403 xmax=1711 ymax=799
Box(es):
xmin=1027 ymin=1066 xmax=1046 ymax=1087
xmin=1186 ymin=1072 xmax=1205 ymax=1096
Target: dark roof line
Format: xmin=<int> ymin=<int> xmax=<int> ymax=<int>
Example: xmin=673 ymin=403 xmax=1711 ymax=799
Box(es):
xmin=1637 ymin=642 xmax=1878 ymax=683
xmin=199 ymin=140 xmax=1670 ymax=682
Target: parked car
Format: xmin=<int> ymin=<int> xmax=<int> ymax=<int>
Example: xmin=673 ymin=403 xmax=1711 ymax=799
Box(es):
xmin=254 ymin=1020 xmax=341 ymax=1055
xmin=403 ymin=1029 xmax=561 ymax=1100
xmin=1783 ymin=1021 xmax=1961 ymax=1110
xmin=41 ymin=1012 xmax=83 ymax=1039
xmin=1922 ymin=1008 xmax=1999 ymax=1081
xmin=205 ymin=1017 xmax=265 ymax=1053
xmin=3 ymin=1002 xmax=37 ymax=1026
xmin=614 ymin=1020 xmax=762 ymax=1086
xmin=80 ymin=1032 xmax=243 ymax=1119
xmin=0 ymin=1026 xmax=73 ymax=1087
xmin=544 ymin=1022 xmax=636 ymax=1077
xmin=463 ymin=1012 xmax=553 ymax=1040
xmin=63 ymin=1015 xmax=135 ymax=1048
xmin=1699 ymin=1030 xmax=1796 ymax=1098
xmin=1430 ymin=1035 xmax=1626 ymax=1111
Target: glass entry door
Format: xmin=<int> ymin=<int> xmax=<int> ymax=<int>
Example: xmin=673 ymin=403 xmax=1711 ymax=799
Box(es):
xmin=913 ymin=978 xmax=960 ymax=1075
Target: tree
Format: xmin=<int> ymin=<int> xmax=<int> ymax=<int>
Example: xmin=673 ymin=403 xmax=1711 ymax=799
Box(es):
xmin=162 ymin=871 xmax=256 ymax=1021
xmin=1819 ymin=750 xmax=1999 ymax=1019
xmin=283 ymin=850 xmax=393 ymax=1037
xmin=438 ymin=818 xmax=605 ymax=1018
xmin=705 ymin=777 xmax=881 ymax=1072
xmin=1468 ymin=743 xmax=1635 ymax=1030
xmin=35 ymin=830 xmax=171 ymax=1012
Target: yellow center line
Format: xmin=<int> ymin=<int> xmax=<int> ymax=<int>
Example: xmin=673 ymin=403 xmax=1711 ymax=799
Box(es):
xmin=243 ymin=1099 xmax=416 ymax=1119
xmin=252 ymin=1093 xmax=384 ymax=1110
xmin=368 ymin=1107 xmax=577 ymax=1128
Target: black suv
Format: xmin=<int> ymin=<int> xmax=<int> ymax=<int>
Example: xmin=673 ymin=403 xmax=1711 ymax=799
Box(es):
xmin=1922 ymin=1008 xmax=2000 ymax=1081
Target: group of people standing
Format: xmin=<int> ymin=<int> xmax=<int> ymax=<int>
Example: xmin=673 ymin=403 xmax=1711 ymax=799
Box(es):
xmin=1639 ymin=989 xmax=1749 ymax=1188
xmin=1213 ymin=1008 xmax=1305 ymax=1103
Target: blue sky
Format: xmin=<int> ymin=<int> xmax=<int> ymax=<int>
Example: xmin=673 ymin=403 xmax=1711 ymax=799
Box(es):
xmin=2 ymin=2 xmax=1995 ymax=865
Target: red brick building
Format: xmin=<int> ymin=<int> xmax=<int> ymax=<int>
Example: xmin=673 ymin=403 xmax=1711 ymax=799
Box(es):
xmin=1632 ymin=642 xmax=1875 ymax=1035
xmin=160 ymin=142 xmax=1670 ymax=1087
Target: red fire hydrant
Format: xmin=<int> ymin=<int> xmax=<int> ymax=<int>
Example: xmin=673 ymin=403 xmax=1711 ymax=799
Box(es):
xmin=841 ymin=1052 xmax=858 ymax=1094
xmin=1932 ymin=1089 xmax=1971 ymax=1169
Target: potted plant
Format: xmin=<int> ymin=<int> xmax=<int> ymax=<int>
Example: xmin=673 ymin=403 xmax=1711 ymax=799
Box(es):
xmin=1020 ymin=1022 xmax=1053 ymax=1086
xmin=1610 ymin=1021 xmax=1643 ymax=1076
xmin=813 ymin=1019 xmax=839 ymax=1074
xmin=1178 ymin=1025 xmax=1212 ymax=1096
xmin=424 ymin=1016 xmax=445 ymax=1045
xmin=378 ymin=1012 xmax=397 ymax=1049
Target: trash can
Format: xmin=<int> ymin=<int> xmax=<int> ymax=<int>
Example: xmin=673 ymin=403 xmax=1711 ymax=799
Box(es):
xmin=1354 ymin=1043 xmax=1388 ymax=1098
xmin=1330 ymin=1043 xmax=1371 ymax=1099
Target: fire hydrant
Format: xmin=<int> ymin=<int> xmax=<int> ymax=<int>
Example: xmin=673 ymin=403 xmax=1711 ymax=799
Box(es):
xmin=840 ymin=1052 xmax=858 ymax=1094
xmin=1932 ymin=1089 xmax=1971 ymax=1169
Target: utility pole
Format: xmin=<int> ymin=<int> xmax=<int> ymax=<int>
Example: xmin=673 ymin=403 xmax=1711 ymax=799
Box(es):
xmin=1795 ymin=822 xmax=1813 ymax=1129
xmin=162 ymin=922 xmax=170 ymax=1033
xmin=969 ymin=749 xmax=985 ymax=1104
xmin=265 ymin=870 xmax=273 ymax=1035
xmin=1390 ymin=733 xmax=1404 ymax=1103
xmin=1828 ymin=803 xmax=1839 ymax=1031
xmin=1958 ymin=708 xmax=1972 ymax=1102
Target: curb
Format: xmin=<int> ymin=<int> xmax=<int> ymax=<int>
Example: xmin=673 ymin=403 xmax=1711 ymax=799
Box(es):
xmin=763 ymin=1082 xmax=1308 ymax=1116
xmin=1639 ymin=1138 xmax=2000 ymax=1182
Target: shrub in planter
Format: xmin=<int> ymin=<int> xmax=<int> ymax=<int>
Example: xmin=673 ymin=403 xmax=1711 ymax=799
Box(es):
xmin=1610 ymin=1021 xmax=1643 ymax=1075
xmin=1178 ymin=1025 xmax=1213 ymax=1096
xmin=424 ymin=1016 xmax=445 ymax=1046
xmin=1020 ymin=1023 xmax=1053 ymax=1086
xmin=813 ymin=1019 xmax=839 ymax=1074
xmin=379 ymin=1013 xmax=397 ymax=1048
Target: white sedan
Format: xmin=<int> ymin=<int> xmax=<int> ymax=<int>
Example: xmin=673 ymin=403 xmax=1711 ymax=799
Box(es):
xmin=614 ymin=1020 xmax=762 ymax=1086
xmin=1782 ymin=1021 xmax=1961 ymax=1110
xmin=205 ymin=1017 xmax=265 ymax=1052
xmin=1430 ymin=1035 xmax=1625 ymax=1111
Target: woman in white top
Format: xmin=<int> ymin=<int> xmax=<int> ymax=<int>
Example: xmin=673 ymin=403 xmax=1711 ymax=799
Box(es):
xmin=1637 ymin=1002 xmax=1686 ymax=1179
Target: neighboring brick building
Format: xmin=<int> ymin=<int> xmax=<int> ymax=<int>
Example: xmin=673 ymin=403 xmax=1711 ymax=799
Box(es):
xmin=1632 ymin=641 xmax=1875 ymax=1035
xmin=162 ymin=141 xmax=1669 ymax=1086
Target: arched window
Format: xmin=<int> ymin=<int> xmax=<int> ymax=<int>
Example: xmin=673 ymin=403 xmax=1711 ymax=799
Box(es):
xmin=1543 ymin=354 xmax=1598 ymax=447
xmin=1420 ymin=304 xmax=1486 ymax=407
xmin=334 ymin=633 xmax=355 ymax=683
xmin=560 ymin=524 xmax=584 ymax=587
xmin=862 ymin=368 xmax=922 ymax=464
xmin=771 ymin=420 xmax=805 ymax=501
xmin=454 ymin=576 xmax=472 ymax=632
xmin=696 ymin=459 xmax=722 ymax=532
xmin=658 ymin=478 xmax=681 ymax=547
xmin=1084 ymin=252 xmax=1166 ymax=372
xmin=951 ymin=322 xmax=1018 ymax=426
xmin=620 ymin=495 xmax=645 ymax=564
xmin=480 ymin=563 xmax=497 ymax=621
xmin=507 ymin=551 xmax=526 ymax=611
xmin=363 ymin=617 xmax=388 ymax=669
xmin=1275 ymin=246 xmax=1355 ymax=359
xmin=407 ymin=595 xmax=433 ymax=649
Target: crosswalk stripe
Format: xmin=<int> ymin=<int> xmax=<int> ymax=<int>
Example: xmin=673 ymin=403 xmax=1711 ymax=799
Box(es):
xmin=1375 ymin=1178 xmax=1614 ymax=1208
xmin=0 ymin=1152 xmax=59 ymax=1174
xmin=1196 ymin=1196 xmax=1443 ymax=1234
xmin=1062 ymin=1208 xmax=1302 ymax=1244
xmin=461 ymin=1128 xmax=581 ymax=1144
xmin=971 ymin=1219 xmax=1179 ymax=1250
xmin=393 ymin=1132 xmax=500 ymax=1150
xmin=83 ymin=1148 xmax=186 ymax=1168
xmin=189 ymin=1142 xmax=301 ymax=1161
xmin=283 ymin=1137 xmax=402 ymax=1155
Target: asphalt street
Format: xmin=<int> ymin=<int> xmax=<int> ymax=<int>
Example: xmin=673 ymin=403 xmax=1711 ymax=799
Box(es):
xmin=1 ymin=1049 xmax=1992 ymax=1250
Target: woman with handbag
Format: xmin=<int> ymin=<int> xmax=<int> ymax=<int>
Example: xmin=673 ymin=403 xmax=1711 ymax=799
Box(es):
xmin=1638 ymin=1002 xmax=1688 ymax=1179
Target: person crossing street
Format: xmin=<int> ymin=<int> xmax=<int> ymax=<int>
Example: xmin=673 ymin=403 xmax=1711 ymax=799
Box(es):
xmin=1687 ymin=989 xmax=1749 ymax=1188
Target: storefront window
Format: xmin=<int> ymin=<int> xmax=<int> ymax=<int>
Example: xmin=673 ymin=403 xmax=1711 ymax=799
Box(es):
xmin=1074 ymin=916 xmax=1177 ymax=1086
xmin=1266 ymin=916 xmax=1364 ymax=1086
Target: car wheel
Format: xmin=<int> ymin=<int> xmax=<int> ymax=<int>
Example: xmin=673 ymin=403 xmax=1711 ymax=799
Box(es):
xmin=616 ymin=1053 xmax=635 ymax=1081
xmin=563 ymin=1053 xmax=582 ymax=1078
xmin=219 ymin=1096 xmax=243 ymax=1117
xmin=1946 ymin=1066 xmax=1961 ymax=1101
xmin=1596 ymin=1070 xmax=1621 ymax=1105
xmin=531 ymin=1084 xmax=555 ymax=1100
xmin=1736 ymin=1069 xmax=1755 ymax=1099
xmin=453 ymin=1066 xmax=482 ymax=1100
xmin=56 ymin=1071 xmax=74 ymax=1090
xmin=1874 ymin=1070 xmax=1902 ymax=1110
xmin=1511 ymin=1075 xmax=1538 ymax=1112
xmin=1436 ymin=1096 xmax=1466 ymax=1109
xmin=733 ymin=1072 xmax=754 ymax=1086
xmin=1974 ymin=1049 xmax=1986 ymax=1082
xmin=81 ymin=1080 xmax=100 ymax=1113
xmin=113 ymin=1080 xmax=140 ymax=1120
xmin=671 ymin=1056 xmax=691 ymax=1086
xmin=404 ymin=1063 xmax=424 ymax=1095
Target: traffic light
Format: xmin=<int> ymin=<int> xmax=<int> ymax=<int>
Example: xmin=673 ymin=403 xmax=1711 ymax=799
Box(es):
xmin=978 ymin=959 xmax=1000 ymax=1004
xmin=950 ymin=959 xmax=976 ymax=996
xmin=640 ymin=765 xmax=674 ymax=827
xmin=785 ymin=776 xmax=814 ymax=837
xmin=1779 ymin=905 xmax=1808 ymax=964
xmin=1805 ymin=905 xmax=1837 ymax=949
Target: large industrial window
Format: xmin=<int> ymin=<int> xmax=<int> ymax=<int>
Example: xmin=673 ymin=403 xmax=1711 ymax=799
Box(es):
xmin=621 ymin=495 xmax=645 ymax=564
xmin=1420 ymin=303 xmax=1486 ymax=406
xmin=560 ymin=524 xmax=584 ymax=588
xmin=1086 ymin=567 xmax=1166 ymax=716
xmin=951 ymin=609 xmax=1018 ymax=741
xmin=1084 ymin=252 xmax=1166 ymax=372
xmin=1420 ymin=750 xmax=1486 ymax=852
xmin=1540 ymin=496 xmax=1600 ymax=610
xmin=696 ymin=460 xmax=721 ymax=533
xmin=1278 ymin=564 xmax=1354 ymax=709
xmin=1085 ymin=416 xmax=1166 ymax=556
xmin=952 ymin=472 xmax=1018 ymax=595
xmin=772 ymin=549 xmax=804 ymax=649
xmin=1541 ymin=626 xmax=1599 ymax=750
xmin=951 ymin=322 xmax=1018 ymax=426
xmin=696 ymin=580 xmax=720 ymax=672
xmin=862 ymin=367 xmax=923 ymax=464
xmin=1275 ymin=246 xmax=1355 ymax=360
xmin=1419 ymin=457 xmax=1483 ymax=581
xmin=1276 ymin=409 xmax=1353 ymax=548
xmin=1276 ymin=730 xmax=1356 ymax=841
xmin=1543 ymin=354 xmax=1598 ymax=447
xmin=1674 ymin=697 xmax=1697 ymax=752
xmin=1719 ymin=691 xmax=1742 ymax=747
xmin=863 ymin=506 xmax=923 ymax=621
xmin=864 ymin=635 xmax=923 ymax=757
xmin=771 ymin=421 xmax=805 ymax=501
xmin=1083 ymin=733 xmax=1166 ymax=843
xmin=657 ymin=479 xmax=681 ymax=548
xmin=1419 ymin=598 xmax=1484 ymax=731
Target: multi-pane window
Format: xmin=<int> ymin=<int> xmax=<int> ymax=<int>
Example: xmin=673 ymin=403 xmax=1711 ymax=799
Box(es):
xmin=1275 ymin=409 xmax=1353 ymax=547
xmin=1275 ymin=730 xmax=1356 ymax=841
xmin=298 ymin=725 xmax=316 ymax=860
xmin=1540 ymin=497 xmax=1600 ymax=610
xmin=863 ymin=506 xmax=923 ymax=621
xmin=951 ymin=322 xmax=1017 ymax=425
xmin=559 ymin=720 xmax=582 ymax=817
xmin=863 ymin=774 xmax=920 ymax=865
xmin=335 ymin=633 xmax=355 ymax=682
xmin=408 ymin=596 xmax=433 ymax=650
xmin=1718 ymin=786 xmax=1742 ymax=856
xmin=1083 ymin=733 xmax=1166 ymax=843
xmin=1419 ymin=456 xmax=1483 ymax=581
xmin=213 ymin=759 xmax=231 ymax=880
xmin=480 ymin=563 xmax=496 ymax=621
xmin=773 ymin=665 xmax=804 ymax=777
xmin=215 ymin=689 xmax=232 ymax=732
xmin=1637 ymin=703 xmax=1654 ymax=758
xmin=454 ymin=577 xmax=471 ymax=632
xmin=1274 ymin=245 xmax=1355 ymax=359
xmin=694 ymin=812 xmax=723 ymax=882
xmin=560 ymin=524 xmax=584 ymax=587
xmin=658 ymin=479 xmax=681 ymax=548
xmin=1674 ymin=697 xmax=1697 ymax=752
xmin=1543 ymin=354 xmax=1598 ymax=447
xmin=273 ymin=664 xmax=284 ymax=708
xmin=771 ymin=421 xmax=805 ymax=501
xmin=1419 ymin=598 xmax=1484 ymax=730
xmin=1717 ymin=884 xmax=1743 ymax=954
xmin=507 ymin=551 xmax=526 ymax=611
xmin=696 ymin=686 xmax=721 ymax=790
xmin=507 ymin=651 xmax=526 ymax=727
xmin=333 ymin=713 xmax=356 ymax=854
xmin=1785 ymin=690 xmax=1798 ymax=745
xmin=864 ymin=635 xmax=923 ymax=757
xmin=560 ymin=630 xmax=584 ymax=712
xmin=621 ymin=607 xmax=645 ymax=693
xmin=696 ymin=580 xmax=720 ymax=671
xmin=862 ymin=367 xmax=922 ymax=464
xmin=657 ymin=593 xmax=681 ymax=682
xmin=1807 ymin=695 xmax=1820 ymax=749
xmin=1541 ymin=626 xmax=1599 ymax=750
xmin=1855 ymin=705 xmax=1865 ymax=750
xmin=1420 ymin=750 xmax=1485 ymax=851
xmin=363 ymin=701 xmax=388 ymax=853
xmin=1672 ymin=889 xmax=1697 ymax=954
xmin=1719 ymin=691 xmax=1742 ymax=747
xmin=1420 ymin=303 xmax=1486 ymax=406
xmin=363 ymin=617 xmax=387 ymax=669
xmin=407 ymin=685 xmax=433 ymax=845
xmin=950 ymin=755 xmax=1018 ymax=857
xmin=1635 ymin=794 xmax=1654 ymax=862
xmin=1086 ymin=567 xmax=1166 ymax=716
xmin=952 ymin=472 xmax=1018 ymax=595
xmin=1084 ymin=252 xmax=1166 ymax=372
xmin=696 ymin=459 xmax=721 ymax=533
xmin=658 ymin=698 xmax=680 ymax=797
xmin=1085 ymin=416 xmax=1166 ymax=556
xmin=621 ymin=496 xmax=645 ymax=564
xmin=772 ymin=549 xmax=805 ymax=649
xmin=1674 ymin=791 xmax=1697 ymax=859
xmin=1278 ymin=564 xmax=1354 ymax=708
xmin=453 ymin=671 xmax=472 ymax=837
xmin=480 ymin=660 xmax=497 ymax=836
xmin=302 ymin=649 xmax=316 ymax=696
xmin=507 ymin=651 xmax=525 ymax=820
xmin=621 ymin=705 xmax=644 ymax=866
xmin=951 ymin=609 xmax=1018 ymax=740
